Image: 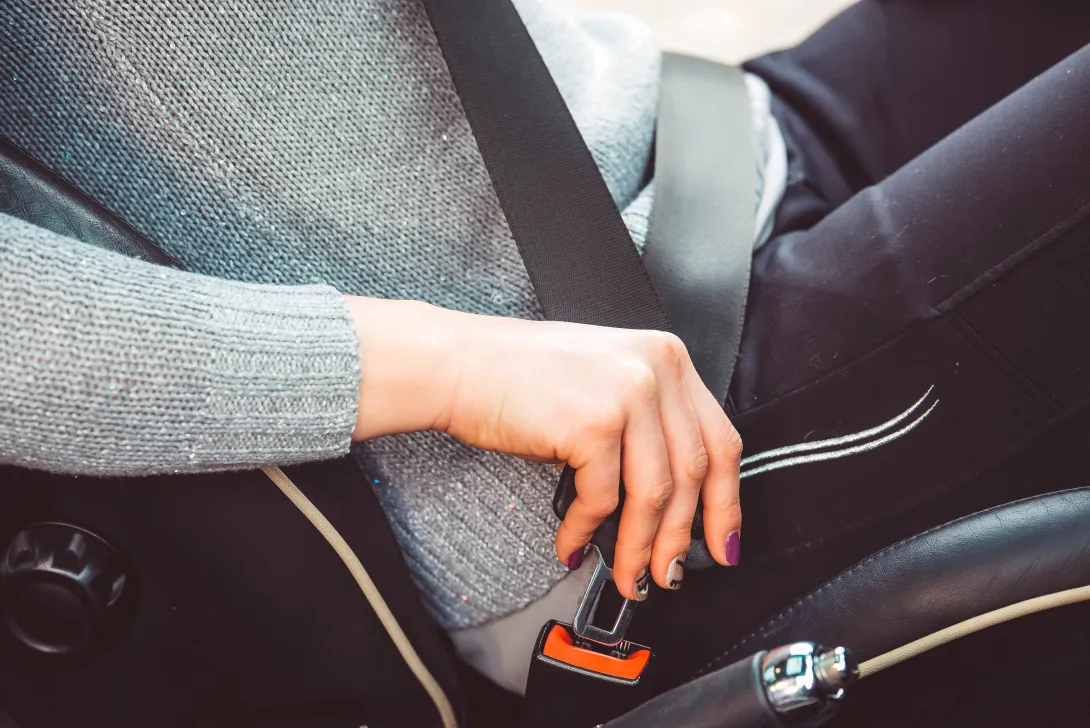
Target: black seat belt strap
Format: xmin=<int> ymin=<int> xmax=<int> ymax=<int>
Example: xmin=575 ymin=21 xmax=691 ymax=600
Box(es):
xmin=419 ymin=1 xmax=756 ymax=407
xmin=643 ymin=54 xmax=757 ymax=406
xmin=419 ymin=2 xmax=759 ymax=725
xmin=418 ymin=0 xmax=670 ymax=332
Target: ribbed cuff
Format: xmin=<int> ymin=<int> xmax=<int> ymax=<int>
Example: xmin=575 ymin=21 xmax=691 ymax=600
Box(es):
xmin=0 ymin=214 xmax=361 ymax=476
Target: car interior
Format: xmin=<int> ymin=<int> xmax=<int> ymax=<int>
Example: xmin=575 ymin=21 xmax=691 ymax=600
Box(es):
xmin=3 ymin=2 xmax=1090 ymax=727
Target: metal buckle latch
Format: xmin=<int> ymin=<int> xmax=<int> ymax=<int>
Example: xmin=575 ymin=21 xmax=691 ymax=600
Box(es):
xmin=572 ymin=544 xmax=637 ymax=647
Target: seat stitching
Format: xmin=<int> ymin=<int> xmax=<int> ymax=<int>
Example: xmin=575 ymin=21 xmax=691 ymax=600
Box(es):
xmin=690 ymin=486 xmax=1090 ymax=680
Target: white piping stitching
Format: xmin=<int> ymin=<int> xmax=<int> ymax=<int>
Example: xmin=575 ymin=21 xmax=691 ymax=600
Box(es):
xmin=740 ymin=386 xmax=935 ymax=467
xmin=740 ymin=400 xmax=939 ymax=480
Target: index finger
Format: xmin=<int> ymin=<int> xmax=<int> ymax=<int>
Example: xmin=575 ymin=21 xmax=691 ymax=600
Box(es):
xmin=555 ymin=442 xmax=622 ymax=570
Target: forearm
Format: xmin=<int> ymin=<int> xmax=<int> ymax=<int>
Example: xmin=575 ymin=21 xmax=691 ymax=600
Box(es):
xmin=0 ymin=213 xmax=360 ymax=476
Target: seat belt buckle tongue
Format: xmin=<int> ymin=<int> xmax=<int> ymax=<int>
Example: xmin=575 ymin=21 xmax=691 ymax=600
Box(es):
xmin=573 ymin=544 xmax=637 ymax=647
xmin=553 ymin=465 xmax=638 ymax=648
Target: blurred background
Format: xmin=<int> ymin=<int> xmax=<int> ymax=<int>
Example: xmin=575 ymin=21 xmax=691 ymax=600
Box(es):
xmin=556 ymin=0 xmax=856 ymax=64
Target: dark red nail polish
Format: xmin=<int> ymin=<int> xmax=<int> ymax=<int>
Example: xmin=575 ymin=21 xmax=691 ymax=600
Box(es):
xmin=567 ymin=548 xmax=584 ymax=571
xmin=725 ymin=531 xmax=741 ymax=565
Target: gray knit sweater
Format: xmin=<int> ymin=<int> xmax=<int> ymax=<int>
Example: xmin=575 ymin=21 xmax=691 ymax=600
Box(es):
xmin=0 ymin=0 xmax=785 ymax=627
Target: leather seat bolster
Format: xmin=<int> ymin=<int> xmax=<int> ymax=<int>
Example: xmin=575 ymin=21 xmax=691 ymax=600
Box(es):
xmin=0 ymin=134 xmax=182 ymax=269
xmin=703 ymin=486 xmax=1090 ymax=675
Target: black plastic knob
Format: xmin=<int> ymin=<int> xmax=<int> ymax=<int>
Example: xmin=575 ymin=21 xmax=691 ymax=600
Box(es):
xmin=0 ymin=523 xmax=127 ymax=656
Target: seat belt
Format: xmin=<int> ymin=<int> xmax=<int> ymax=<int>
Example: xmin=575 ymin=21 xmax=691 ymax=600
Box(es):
xmin=418 ymin=0 xmax=670 ymax=333
xmin=419 ymin=1 xmax=756 ymax=723
xmin=418 ymin=0 xmax=755 ymax=401
xmin=644 ymin=53 xmax=756 ymax=407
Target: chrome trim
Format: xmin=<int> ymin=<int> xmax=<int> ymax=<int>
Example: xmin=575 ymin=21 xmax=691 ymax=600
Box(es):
xmin=761 ymin=642 xmax=858 ymax=722
xmin=572 ymin=545 xmax=637 ymax=647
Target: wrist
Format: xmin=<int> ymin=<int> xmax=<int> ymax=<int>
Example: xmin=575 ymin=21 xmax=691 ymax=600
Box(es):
xmin=346 ymin=296 xmax=461 ymax=441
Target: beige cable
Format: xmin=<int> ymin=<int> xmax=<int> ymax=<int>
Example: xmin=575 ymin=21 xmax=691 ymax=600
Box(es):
xmin=859 ymin=584 xmax=1090 ymax=678
xmin=262 ymin=466 xmax=459 ymax=728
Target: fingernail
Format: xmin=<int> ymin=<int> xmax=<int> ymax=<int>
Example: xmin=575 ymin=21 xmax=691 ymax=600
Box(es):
xmin=725 ymin=531 xmax=741 ymax=566
xmin=567 ymin=548 xmax=584 ymax=571
xmin=634 ymin=567 xmax=650 ymax=601
xmin=666 ymin=554 xmax=686 ymax=590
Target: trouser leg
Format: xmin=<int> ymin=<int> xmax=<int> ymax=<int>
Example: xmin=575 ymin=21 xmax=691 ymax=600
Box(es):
xmin=735 ymin=41 xmax=1090 ymax=413
xmin=744 ymin=0 xmax=1090 ymax=231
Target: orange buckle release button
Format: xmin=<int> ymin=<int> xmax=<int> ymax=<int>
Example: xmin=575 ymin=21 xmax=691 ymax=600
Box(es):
xmin=541 ymin=624 xmax=651 ymax=681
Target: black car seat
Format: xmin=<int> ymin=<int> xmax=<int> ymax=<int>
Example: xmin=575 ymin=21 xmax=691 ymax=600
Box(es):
xmin=585 ymin=485 xmax=1090 ymax=728
xmin=698 ymin=486 xmax=1090 ymax=727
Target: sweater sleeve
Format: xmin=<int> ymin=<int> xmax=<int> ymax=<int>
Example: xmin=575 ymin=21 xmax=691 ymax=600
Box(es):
xmin=0 ymin=212 xmax=361 ymax=476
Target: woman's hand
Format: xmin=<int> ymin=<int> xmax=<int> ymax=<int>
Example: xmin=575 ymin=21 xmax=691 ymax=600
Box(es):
xmin=347 ymin=297 xmax=743 ymax=599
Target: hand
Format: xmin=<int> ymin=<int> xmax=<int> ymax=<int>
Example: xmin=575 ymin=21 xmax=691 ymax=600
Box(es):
xmin=346 ymin=297 xmax=743 ymax=598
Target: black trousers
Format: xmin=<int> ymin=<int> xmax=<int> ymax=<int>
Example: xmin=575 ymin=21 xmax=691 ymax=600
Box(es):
xmin=739 ymin=0 xmax=1090 ymax=412
xmin=636 ymin=0 xmax=1090 ymax=718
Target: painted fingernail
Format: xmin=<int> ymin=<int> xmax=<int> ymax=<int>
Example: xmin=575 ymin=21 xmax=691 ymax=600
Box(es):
xmin=634 ymin=567 xmax=650 ymax=601
xmin=725 ymin=530 xmax=741 ymax=566
xmin=567 ymin=548 xmax=584 ymax=571
xmin=666 ymin=554 xmax=686 ymax=590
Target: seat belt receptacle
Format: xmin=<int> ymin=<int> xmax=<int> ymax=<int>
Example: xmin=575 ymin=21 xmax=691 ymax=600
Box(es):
xmin=523 ymin=620 xmax=656 ymax=728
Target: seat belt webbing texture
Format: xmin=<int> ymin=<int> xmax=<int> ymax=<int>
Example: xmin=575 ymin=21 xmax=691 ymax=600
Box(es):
xmin=644 ymin=54 xmax=757 ymax=404
xmin=418 ymin=0 xmax=670 ymax=333
xmin=418 ymin=0 xmax=756 ymax=408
